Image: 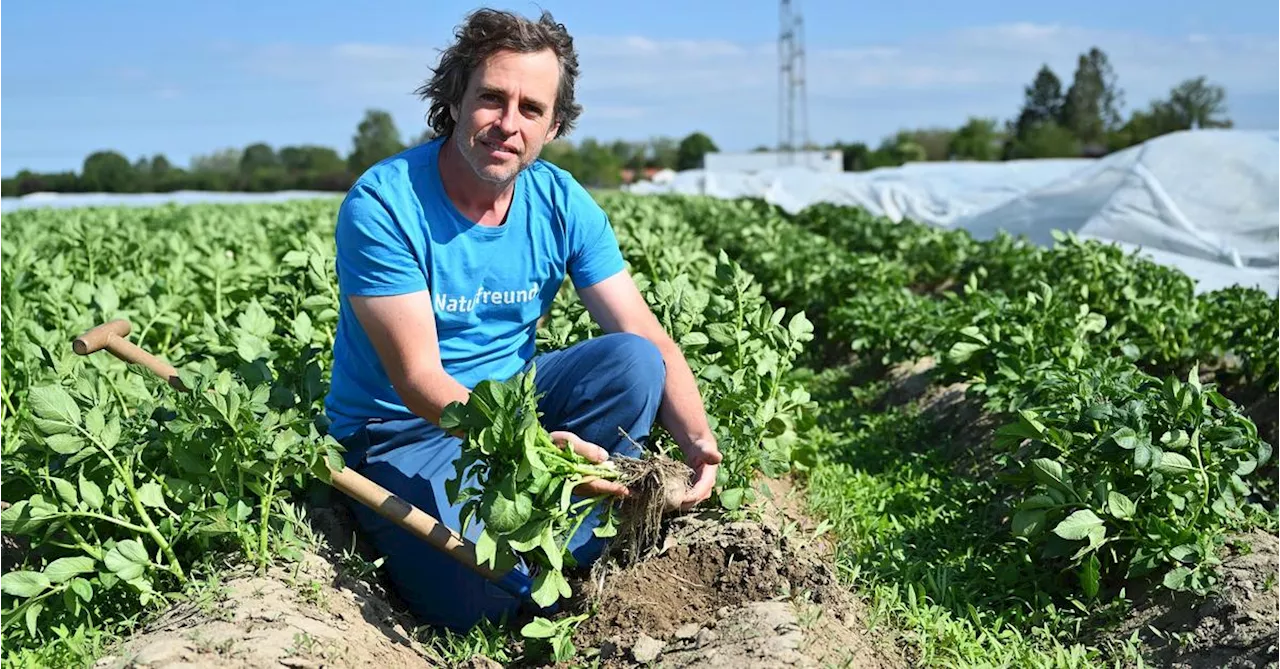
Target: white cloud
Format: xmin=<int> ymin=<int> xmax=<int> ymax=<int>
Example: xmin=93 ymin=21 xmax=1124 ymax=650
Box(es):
xmin=230 ymin=22 xmax=1278 ymax=149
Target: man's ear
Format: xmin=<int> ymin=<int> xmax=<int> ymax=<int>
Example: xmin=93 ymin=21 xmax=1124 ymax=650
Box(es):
xmin=546 ymin=120 xmax=561 ymax=141
xmin=450 ymin=103 xmax=460 ymax=122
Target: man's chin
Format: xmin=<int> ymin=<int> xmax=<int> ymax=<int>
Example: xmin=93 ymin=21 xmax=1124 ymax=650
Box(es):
xmin=474 ymin=160 xmax=525 ymax=184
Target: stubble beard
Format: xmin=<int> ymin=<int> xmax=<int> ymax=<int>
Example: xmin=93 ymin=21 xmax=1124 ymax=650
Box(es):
xmin=458 ymin=129 xmax=533 ymax=187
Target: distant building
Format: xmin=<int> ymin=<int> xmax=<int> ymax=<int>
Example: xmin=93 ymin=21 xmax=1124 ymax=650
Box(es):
xmin=701 ymin=150 xmax=843 ymax=173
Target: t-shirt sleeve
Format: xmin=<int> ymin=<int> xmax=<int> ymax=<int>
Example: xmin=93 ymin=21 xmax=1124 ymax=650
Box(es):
xmin=334 ymin=182 xmax=428 ymax=297
xmin=564 ymin=179 xmax=626 ymax=289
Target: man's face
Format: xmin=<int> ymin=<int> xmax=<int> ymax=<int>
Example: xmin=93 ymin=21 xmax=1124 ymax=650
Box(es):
xmin=451 ymin=48 xmax=562 ymax=185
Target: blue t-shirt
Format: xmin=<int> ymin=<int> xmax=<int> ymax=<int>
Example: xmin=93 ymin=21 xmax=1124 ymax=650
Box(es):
xmin=323 ymin=137 xmax=625 ymax=440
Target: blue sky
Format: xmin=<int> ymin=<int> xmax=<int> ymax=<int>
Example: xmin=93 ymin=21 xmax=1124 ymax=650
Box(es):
xmin=4 ymin=0 xmax=1277 ymax=176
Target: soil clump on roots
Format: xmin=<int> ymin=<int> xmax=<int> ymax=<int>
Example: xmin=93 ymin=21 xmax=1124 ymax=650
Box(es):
xmin=544 ymin=476 xmax=908 ymax=669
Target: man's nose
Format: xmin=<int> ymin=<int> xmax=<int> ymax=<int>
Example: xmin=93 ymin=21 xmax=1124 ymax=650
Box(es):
xmin=497 ymin=100 xmax=520 ymax=134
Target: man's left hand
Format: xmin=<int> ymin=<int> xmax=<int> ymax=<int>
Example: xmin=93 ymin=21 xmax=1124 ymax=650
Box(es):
xmin=679 ymin=437 xmax=722 ymax=511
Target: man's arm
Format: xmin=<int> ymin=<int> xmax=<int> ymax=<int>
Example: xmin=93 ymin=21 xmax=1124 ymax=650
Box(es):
xmin=349 ymin=290 xmax=469 ymax=426
xmin=576 ymin=270 xmax=723 ymax=509
xmin=349 ymin=290 xmax=628 ymax=497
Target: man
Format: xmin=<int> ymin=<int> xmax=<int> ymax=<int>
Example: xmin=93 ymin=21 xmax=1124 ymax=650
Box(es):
xmin=323 ymin=8 xmax=722 ymax=631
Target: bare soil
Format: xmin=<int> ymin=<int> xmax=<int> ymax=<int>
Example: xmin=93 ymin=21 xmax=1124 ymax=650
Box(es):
xmin=553 ymin=475 xmax=909 ymax=669
xmin=90 ymin=506 xmax=439 ymax=669
xmin=1111 ymin=529 xmax=1279 ymax=669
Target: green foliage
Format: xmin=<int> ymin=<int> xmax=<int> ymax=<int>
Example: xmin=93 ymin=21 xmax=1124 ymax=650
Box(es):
xmin=1 ymin=193 xmax=821 ymax=666
xmin=439 ymin=368 xmax=622 ymax=608
xmin=347 ymin=109 xmax=406 ymax=176
xmin=676 ymin=131 xmax=719 ymax=170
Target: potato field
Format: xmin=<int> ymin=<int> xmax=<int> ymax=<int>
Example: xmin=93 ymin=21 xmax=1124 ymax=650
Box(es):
xmin=2 ymin=192 xmax=1276 ymax=668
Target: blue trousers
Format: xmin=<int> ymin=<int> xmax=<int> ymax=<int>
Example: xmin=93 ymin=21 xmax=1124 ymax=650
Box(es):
xmin=335 ymin=333 xmax=667 ymax=632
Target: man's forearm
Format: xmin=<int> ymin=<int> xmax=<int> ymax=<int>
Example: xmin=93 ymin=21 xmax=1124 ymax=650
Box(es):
xmin=395 ymin=364 xmax=471 ymax=427
xmin=651 ymin=336 xmax=715 ymax=451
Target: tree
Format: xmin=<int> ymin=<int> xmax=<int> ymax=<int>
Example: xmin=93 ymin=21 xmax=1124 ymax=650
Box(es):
xmin=1005 ymin=121 xmax=1080 ymax=159
xmin=190 ymin=148 xmax=242 ymax=174
xmin=947 ymin=117 xmax=1000 ymax=160
xmin=1166 ymin=76 xmax=1232 ymax=129
xmin=81 ymin=150 xmax=137 ymax=192
xmin=279 ymin=146 xmax=345 ymax=174
xmin=240 ymin=143 xmax=279 ymax=174
xmin=676 ymin=132 xmax=718 ymax=171
xmin=1061 ymin=47 xmax=1124 ymax=147
xmin=647 ymin=137 xmax=679 ymax=170
xmin=348 ymin=109 xmax=405 ymax=176
xmin=829 ymin=141 xmax=870 ymax=171
xmin=1012 ymin=65 xmax=1067 ymax=138
xmin=898 ymin=127 xmax=954 ymax=161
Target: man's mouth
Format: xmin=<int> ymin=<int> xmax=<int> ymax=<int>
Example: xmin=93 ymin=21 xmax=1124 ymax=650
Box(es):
xmin=481 ymin=139 xmax=517 ymax=155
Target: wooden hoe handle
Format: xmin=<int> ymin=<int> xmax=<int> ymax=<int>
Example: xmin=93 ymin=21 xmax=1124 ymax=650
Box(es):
xmin=71 ymin=320 xmax=528 ymax=595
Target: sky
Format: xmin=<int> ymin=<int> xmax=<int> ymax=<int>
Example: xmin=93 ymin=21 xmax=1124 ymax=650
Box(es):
xmin=3 ymin=0 xmax=1278 ymax=176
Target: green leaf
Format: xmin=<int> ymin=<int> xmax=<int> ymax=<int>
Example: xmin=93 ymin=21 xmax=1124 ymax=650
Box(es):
xmin=521 ymin=617 xmax=559 ymax=639
xmin=1163 ymin=566 xmax=1193 ymax=590
xmin=79 ymin=474 xmax=105 ymax=510
xmin=1107 ymin=492 xmax=1136 ymax=520
xmin=69 ymin=578 xmax=93 ymax=603
xmin=43 ymin=557 xmax=97 ymax=584
xmin=1029 ymin=459 xmax=1071 ymax=496
xmin=137 ymin=482 xmax=167 ymax=509
xmin=101 ymin=417 xmax=121 ymax=450
xmin=531 ymin=568 xmax=569 ymax=608
xmin=95 ymin=282 xmax=120 ymax=314
xmin=719 ymin=487 xmax=746 ymax=510
xmin=104 ymin=539 xmax=150 ymax=581
xmin=787 ymin=312 xmax=813 ymax=340
xmin=1052 ymin=510 xmax=1105 ymax=541
xmin=1081 ymin=554 xmax=1101 ymax=599
xmin=46 ymin=434 xmax=86 ymax=455
xmin=26 ymin=602 xmax=43 ymax=637
xmin=947 ymin=341 xmax=984 ymax=364
xmin=482 ymin=486 xmax=532 ymax=536
xmin=474 ymin=530 xmax=497 ymax=569
xmin=1111 ymin=427 xmax=1139 ymax=450
xmin=1012 ymin=509 xmax=1046 ymax=537
xmin=540 ymin=527 xmax=562 ymax=572
xmin=2 ymin=571 xmax=51 ymax=598
xmin=84 ymin=407 xmax=106 ymax=438
xmin=29 ymin=385 xmax=81 ymax=433
xmin=1156 ymin=452 xmax=1196 ymax=476
xmin=680 ymin=332 xmax=710 ymax=348
xmin=1169 ymin=544 xmax=1200 ymax=564
xmin=51 ymin=477 xmax=78 ymax=507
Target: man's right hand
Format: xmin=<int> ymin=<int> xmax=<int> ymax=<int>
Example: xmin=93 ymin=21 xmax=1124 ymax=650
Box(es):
xmin=550 ymin=431 xmax=630 ymax=499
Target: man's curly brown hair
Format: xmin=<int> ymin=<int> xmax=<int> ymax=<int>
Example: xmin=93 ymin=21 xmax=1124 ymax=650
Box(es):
xmin=415 ymin=8 xmax=583 ymax=140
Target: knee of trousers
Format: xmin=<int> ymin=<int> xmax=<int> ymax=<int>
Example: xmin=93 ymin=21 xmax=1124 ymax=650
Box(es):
xmin=598 ymin=332 xmax=666 ymax=407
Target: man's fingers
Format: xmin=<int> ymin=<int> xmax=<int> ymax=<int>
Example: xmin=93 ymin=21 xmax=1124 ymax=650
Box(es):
xmin=680 ymin=463 xmax=718 ymax=510
xmin=573 ymin=477 xmax=629 ymax=498
xmin=549 ymin=430 xmax=608 ymax=464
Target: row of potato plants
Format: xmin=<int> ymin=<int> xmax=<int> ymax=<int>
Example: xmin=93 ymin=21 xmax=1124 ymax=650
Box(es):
xmin=653 ymin=193 xmax=1275 ymax=603
xmin=0 ymin=196 xmax=814 ymax=666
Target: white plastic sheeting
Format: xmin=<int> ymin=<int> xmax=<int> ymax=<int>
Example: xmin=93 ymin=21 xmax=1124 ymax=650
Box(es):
xmin=0 ymin=190 xmax=341 ymax=213
xmin=627 ymin=129 xmax=1279 ymax=296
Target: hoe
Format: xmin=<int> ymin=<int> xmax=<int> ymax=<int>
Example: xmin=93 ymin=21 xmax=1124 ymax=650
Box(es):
xmin=72 ymin=318 xmax=535 ymax=603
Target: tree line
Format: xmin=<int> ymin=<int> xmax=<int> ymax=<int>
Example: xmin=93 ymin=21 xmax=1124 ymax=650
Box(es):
xmin=825 ymin=47 xmax=1234 ymax=170
xmin=1 ymin=46 xmax=1236 ymax=197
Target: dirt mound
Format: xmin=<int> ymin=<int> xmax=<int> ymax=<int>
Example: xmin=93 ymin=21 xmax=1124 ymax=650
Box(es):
xmin=557 ymin=480 xmax=907 ymax=669
xmin=90 ymin=505 xmax=439 ymax=669
xmin=1116 ymin=529 xmax=1279 ymax=669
